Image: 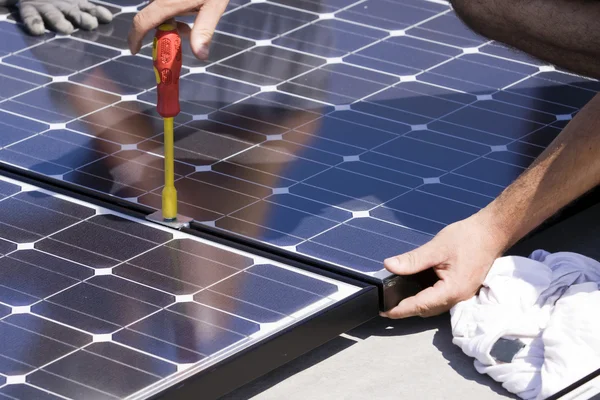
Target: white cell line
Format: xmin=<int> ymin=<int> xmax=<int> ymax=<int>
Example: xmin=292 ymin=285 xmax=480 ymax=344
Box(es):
xmin=477 ymin=48 xmax=549 ymax=70
xmin=0 ymin=253 xmax=90 ymax=287
xmin=340 ymin=154 xmax=443 ymax=182
xmin=267 ymin=186 xmax=372 ymax=213
xmin=249 ymin=193 xmax=348 ymax=224
xmin=27 ymin=358 xmax=121 ymax=398
xmin=346 ymin=11 xmax=454 ymax=58
xmin=383 ymin=132 xmax=488 ymax=157
xmin=537 ymin=70 xmax=600 ymax=92
xmin=0 ymin=83 xmax=121 ymax=125
xmin=83 ymin=345 xmax=169 ymax=379
xmin=192 ymin=298 xmax=283 ymax=325
xmin=480 ymin=153 xmax=530 ymax=170
xmin=0 ymin=132 xmax=41 ymax=151
xmin=305 ymin=215 xmax=393 ymax=245
xmin=176 ymin=172 xmax=269 ymax=200
xmin=23 ymin=383 xmax=73 ymax=400
xmin=105 ymin=263 xmax=199 ymax=298
xmin=470 ymin=97 xmax=573 ymax=123
xmin=401 ymin=32 xmax=465 ymax=50
xmin=101 ymin=340 xmax=181 ymax=368
xmin=411 ymin=185 xmax=492 ymax=207
xmin=0 ymin=61 xmax=53 ymax=85
xmin=163 ymin=302 xmax=254 ymax=338
xmin=9 ymin=44 xmax=118 ymax=79
xmin=262 ymin=0 xmax=322 ymax=15
xmin=180 ymin=69 xmax=262 ymax=92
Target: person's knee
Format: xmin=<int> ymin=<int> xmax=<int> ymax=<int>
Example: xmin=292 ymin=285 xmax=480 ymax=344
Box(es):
xmin=449 ymin=0 xmax=509 ymax=40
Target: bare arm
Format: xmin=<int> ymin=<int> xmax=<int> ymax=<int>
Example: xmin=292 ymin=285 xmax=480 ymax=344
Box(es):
xmin=383 ymin=93 xmax=600 ymax=319
xmin=484 ymin=93 xmax=600 ymax=251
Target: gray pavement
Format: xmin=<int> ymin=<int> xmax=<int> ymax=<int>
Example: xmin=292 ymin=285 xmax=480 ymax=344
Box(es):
xmin=224 ymin=314 xmax=514 ymax=400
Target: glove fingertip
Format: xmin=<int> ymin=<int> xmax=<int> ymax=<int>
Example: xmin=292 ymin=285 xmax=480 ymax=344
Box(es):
xmin=55 ymin=20 xmax=75 ymax=35
xmin=79 ymin=13 xmax=98 ymax=30
xmin=95 ymin=6 xmax=113 ymax=23
xmin=26 ymin=18 xmax=46 ymax=36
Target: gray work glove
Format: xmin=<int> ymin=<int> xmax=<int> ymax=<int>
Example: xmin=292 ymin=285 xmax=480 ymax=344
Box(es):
xmin=16 ymin=0 xmax=113 ymax=35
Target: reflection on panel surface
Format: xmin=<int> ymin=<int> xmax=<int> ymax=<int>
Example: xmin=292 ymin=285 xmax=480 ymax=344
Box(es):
xmin=0 ymin=174 xmax=359 ymax=399
xmin=0 ymin=0 xmax=599 ymax=278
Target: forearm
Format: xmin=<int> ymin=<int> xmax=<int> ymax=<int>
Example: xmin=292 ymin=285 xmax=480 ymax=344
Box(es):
xmin=477 ymin=93 xmax=600 ymax=251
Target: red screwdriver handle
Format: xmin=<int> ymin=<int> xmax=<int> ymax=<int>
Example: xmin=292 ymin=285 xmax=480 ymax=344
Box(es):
xmin=153 ymin=24 xmax=182 ymax=118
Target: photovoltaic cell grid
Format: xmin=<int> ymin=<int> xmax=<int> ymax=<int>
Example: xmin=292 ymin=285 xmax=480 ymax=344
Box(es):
xmin=0 ymin=174 xmax=359 ymax=399
xmin=1 ymin=0 xmax=599 ymax=278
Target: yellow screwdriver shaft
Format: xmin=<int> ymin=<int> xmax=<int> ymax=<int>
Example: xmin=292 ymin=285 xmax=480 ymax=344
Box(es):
xmin=162 ymin=117 xmax=177 ymax=220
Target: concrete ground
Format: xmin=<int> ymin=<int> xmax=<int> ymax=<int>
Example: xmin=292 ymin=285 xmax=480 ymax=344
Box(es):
xmin=223 ymin=314 xmax=514 ymax=400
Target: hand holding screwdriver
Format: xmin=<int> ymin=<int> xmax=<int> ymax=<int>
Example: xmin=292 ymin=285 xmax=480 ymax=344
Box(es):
xmin=129 ymin=0 xmax=230 ymax=60
xmin=153 ymin=23 xmax=182 ymax=221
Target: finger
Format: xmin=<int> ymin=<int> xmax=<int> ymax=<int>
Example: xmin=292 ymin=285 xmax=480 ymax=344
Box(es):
xmin=381 ymin=280 xmax=453 ymax=319
xmin=77 ymin=11 xmax=98 ymax=30
xmin=19 ymin=3 xmax=46 ymax=35
xmin=94 ymin=5 xmax=113 ymax=23
xmin=190 ymin=0 xmax=229 ymax=59
xmin=55 ymin=2 xmax=98 ymax=30
xmin=37 ymin=3 xmax=74 ymax=34
xmin=128 ymin=0 xmax=200 ymax=55
xmin=177 ymin=21 xmax=192 ymax=38
xmin=384 ymin=240 xmax=447 ymax=276
xmin=79 ymin=1 xmax=113 ymax=24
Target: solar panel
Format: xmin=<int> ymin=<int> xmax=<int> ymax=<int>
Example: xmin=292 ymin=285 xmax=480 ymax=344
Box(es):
xmin=0 ymin=0 xmax=599 ymax=285
xmin=0 ymin=173 xmax=370 ymax=399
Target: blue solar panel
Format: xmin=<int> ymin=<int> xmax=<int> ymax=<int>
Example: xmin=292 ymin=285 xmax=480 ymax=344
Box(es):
xmin=0 ymin=174 xmax=360 ymax=399
xmin=0 ymin=0 xmax=598 ymax=282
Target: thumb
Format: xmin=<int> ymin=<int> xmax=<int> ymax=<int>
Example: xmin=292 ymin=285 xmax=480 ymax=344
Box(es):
xmin=190 ymin=0 xmax=228 ymax=60
xmin=384 ymin=241 xmax=447 ymax=276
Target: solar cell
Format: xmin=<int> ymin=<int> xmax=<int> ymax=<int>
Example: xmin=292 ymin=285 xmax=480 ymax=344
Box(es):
xmin=0 ymin=0 xmax=599 ymax=285
xmin=0 ymin=173 xmax=364 ymax=399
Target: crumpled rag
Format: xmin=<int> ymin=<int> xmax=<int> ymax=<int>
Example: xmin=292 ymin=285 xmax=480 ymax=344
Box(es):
xmin=450 ymin=250 xmax=600 ymax=399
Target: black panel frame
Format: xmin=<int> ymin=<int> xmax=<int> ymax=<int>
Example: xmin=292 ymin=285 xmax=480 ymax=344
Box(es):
xmin=546 ymin=367 xmax=600 ymax=400
xmin=150 ymin=283 xmax=377 ymax=400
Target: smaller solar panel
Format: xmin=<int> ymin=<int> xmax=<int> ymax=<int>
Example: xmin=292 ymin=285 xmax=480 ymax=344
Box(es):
xmin=0 ymin=174 xmax=361 ymax=399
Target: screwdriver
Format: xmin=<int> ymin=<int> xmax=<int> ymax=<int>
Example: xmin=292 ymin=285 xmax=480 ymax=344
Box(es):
xmin=146 ymin=23 xmax=191 ymax=228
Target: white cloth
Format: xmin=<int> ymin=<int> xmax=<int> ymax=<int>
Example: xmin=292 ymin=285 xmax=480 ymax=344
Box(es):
xmin=450 ymin=250 xmax=600 ymax=399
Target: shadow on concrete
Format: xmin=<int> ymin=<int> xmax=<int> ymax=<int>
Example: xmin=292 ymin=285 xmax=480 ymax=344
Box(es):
xmin=221 ymin=315 xmax=516 ymax=399
xmin=220 ymin=335 xmax=357 ymax=400
xmin=431 ymin=319 xmax=518 ymax=399
xmin=349 ymin=314 xmax=514 ymax=398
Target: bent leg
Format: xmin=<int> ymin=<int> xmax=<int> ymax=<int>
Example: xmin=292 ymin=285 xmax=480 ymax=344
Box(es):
xmin=449 ymin=0 xmax=600 ymax=79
